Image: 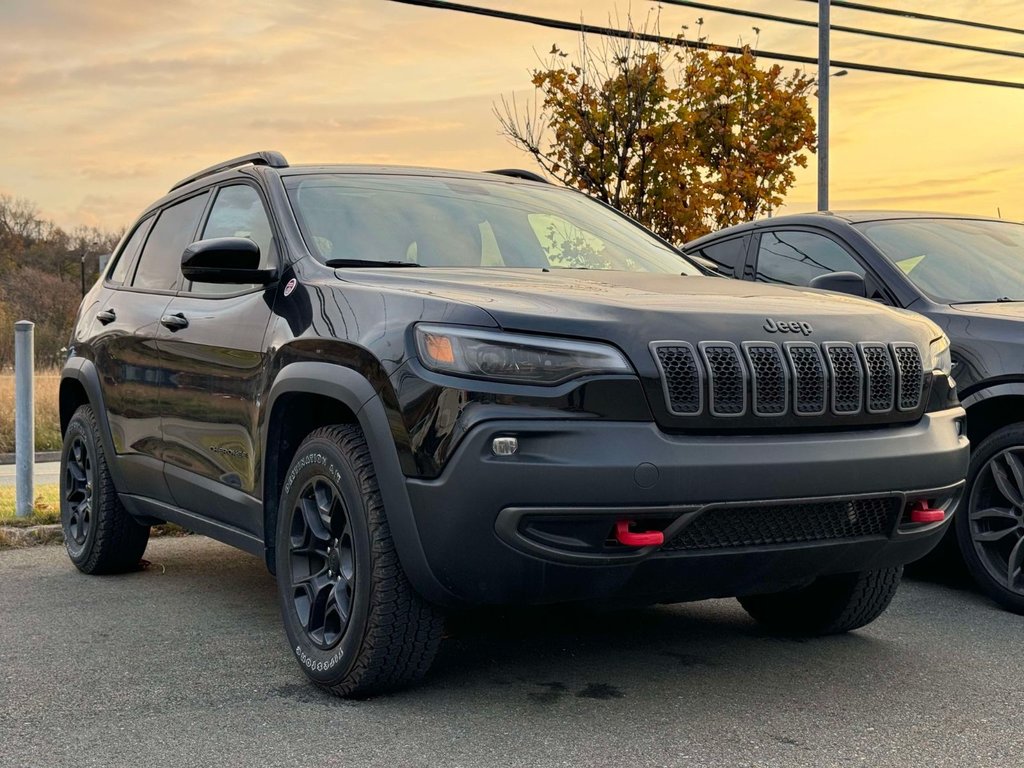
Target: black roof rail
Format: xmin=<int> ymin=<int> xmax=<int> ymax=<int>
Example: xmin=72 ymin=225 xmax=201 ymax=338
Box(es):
xmin=485 ymin=168 xmax=548 ymax=183
xmin=169 ymin=150 xmax=289 ymax=192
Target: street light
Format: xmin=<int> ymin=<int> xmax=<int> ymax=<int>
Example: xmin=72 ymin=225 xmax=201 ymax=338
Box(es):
xmin=817 ymin=0 xmax=831 ymax=211
xmin=79 ymin=239 xmax=100 ymax=296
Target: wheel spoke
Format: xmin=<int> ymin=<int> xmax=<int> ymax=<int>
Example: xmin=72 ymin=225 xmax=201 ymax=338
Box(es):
xmin=330 ymin=581 xmax=351 ymax=624
xmin=1005 ymin=452 xmax=1024 ymax=504
xmin=971 ymin=507 xmax=1018 ymax=523
xmin=300 ymin=496 xmax=331 ymax=543
xmin=991 ymin=459 xmax=1023 ymax=508
xmin=67 ymin=461 xmax=86 ymax=485
xmin=974 ymin=527 xmax=1018 ymax=543
xmin=1008 ymin=535 xmax=1024 ymax=589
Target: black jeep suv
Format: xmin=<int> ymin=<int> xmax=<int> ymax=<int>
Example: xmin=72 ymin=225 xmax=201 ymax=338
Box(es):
xmin=60 ymin=153 xmax=968 ymax=696
xmin=685 ymin=212 xmax=1024 ymax=613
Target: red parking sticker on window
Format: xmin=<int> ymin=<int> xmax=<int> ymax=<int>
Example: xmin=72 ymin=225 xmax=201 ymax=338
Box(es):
xmin=284 ymin=278 xmax=297 ymax=297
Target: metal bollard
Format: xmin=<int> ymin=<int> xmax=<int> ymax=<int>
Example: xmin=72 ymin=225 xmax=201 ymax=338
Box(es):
xmin=15 ymin=321 xmax=35 ymax=518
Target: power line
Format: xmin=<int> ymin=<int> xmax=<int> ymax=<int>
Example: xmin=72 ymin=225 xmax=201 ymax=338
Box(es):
xmin=389 ymin=0 xmax=1024 ymax=90
xmin=796 ymin=0 xmax=1024 ymax=37
xmin=655 ymin=0 xmax=1024 ymax=60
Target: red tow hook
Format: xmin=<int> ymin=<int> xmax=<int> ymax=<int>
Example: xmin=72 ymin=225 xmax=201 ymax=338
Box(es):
xmin=909 ymin=500 xmax=945 ymax=524
xmin=615 ymin=520 xmax=665 ymax=547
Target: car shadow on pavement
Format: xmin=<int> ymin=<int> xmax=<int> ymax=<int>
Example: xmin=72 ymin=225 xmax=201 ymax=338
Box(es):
xmin=76 ymin=539 xmax=960 ymax=709
xmin=418 ymin=599 xmax=892 ymax=706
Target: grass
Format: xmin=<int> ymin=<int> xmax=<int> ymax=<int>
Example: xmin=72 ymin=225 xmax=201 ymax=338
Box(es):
xmin=0 ymin=483 xmax=61 ymax=525
xmin=0 ymin=482 xmax=189 ymax=549
xmin=0 ymin=369 xmax=62 ymax=453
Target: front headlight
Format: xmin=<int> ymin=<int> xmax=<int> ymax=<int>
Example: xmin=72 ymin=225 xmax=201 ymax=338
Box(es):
xmin=928 ymin=334 xmax=953 ymax=376
xmin=414 ymin=324 xmax=632 ymax=385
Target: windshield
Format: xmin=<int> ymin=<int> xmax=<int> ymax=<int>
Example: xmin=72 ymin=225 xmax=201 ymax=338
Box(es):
xmin=283 ymin=174 xmax=700 ymax=274
xmin=854 ymin=218 xmax=1024 ymax=303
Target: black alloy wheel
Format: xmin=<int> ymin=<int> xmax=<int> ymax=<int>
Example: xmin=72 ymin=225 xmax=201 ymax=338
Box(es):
xmin=63 ymin=435 xmax=94 ymax=547
xmin=966 ymin=448 xmax=1024 ymax=597
xmin=287 ymin=477 xmax=356 ymax=650
xmin=60 ymin=404 xmax=150 ymax=574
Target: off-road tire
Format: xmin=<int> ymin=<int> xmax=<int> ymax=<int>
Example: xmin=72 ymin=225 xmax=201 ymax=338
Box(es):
xmin=60 ymin=404 xmax=150 ymax=574
xmin=737 ymin=566 xmax=902 ymax=635
xmin=956 ymin=424 xmax=1024 ymax=615
xmin=276 ymin=424 xmax=445 ymax=697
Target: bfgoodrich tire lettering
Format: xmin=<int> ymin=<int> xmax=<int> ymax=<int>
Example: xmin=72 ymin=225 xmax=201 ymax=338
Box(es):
xmin=738 ymin=566 xmax=902 ymax=635
xmin=60 ymin=404 xmax=150 ymax=574
xmin=276 ymin=424 xmax=445 ymax=697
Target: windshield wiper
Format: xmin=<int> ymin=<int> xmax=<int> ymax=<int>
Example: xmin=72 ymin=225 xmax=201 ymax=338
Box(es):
xmin=954 ymin=297 xmax=1022 ymax=304
xmin=325 ymin=258 xmax=421 ymax=268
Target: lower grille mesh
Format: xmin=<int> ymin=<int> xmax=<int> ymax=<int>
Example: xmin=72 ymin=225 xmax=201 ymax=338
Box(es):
xmin=662 ymin=498 xmax=901 ymax=551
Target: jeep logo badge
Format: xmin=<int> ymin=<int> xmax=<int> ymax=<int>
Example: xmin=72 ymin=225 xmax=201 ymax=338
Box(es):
xmin=764 ymin=317 xmax=813 ymax=335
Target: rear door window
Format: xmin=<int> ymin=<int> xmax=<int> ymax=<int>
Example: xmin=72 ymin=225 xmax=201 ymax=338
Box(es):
xmin=754 ymin=230 xmax=864 ymax=286
xmin=131 ymin=193 xmax=209 ymax=292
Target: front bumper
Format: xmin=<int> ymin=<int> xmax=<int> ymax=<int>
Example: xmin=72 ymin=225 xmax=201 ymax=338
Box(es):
xmin=403 ymin=407 xmax=969 ymax=606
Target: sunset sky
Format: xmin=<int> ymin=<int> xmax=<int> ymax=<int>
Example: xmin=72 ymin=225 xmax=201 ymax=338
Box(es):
xmin=2 ymin=0 xmax=1023 ymax=232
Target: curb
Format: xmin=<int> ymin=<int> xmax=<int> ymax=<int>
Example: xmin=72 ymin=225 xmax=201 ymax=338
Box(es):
xmin=0 ymin=524 xmax=191 ymax=550
xmin=0 ymin=452 xmax=61 ymax=465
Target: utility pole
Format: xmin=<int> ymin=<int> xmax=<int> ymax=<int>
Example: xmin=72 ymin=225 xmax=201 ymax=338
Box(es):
xmin=818 ymin=0 xmax=830 ymax=211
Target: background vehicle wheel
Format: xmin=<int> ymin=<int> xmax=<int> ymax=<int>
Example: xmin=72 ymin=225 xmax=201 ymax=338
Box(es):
xmin=956 ymin=424 xmax=1024 ymax=615
xmin=60 ymin=404 xmax=150 ymax=574
xmin=276 ymin=424 xmax=445 ymax=697
xmin=737 ymin=567 xmax=902 ymax=635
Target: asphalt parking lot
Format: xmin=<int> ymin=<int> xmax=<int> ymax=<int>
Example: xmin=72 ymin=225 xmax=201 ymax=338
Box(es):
xmin=1 ymin=536 xmax=1021 ymax=768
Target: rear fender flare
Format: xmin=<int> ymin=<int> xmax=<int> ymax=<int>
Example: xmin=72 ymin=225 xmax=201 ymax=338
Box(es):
xmin=60 ymin=357 xmax=124 ymax=488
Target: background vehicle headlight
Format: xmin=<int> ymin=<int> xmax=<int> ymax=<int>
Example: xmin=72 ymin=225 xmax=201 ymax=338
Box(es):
xmin=929 ymin=334 xmax=952 ymax=376
xmin=415 ymin=324 xmax=632 ymax=385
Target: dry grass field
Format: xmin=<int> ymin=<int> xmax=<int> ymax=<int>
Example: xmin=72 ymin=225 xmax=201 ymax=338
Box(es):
xmin=0 ymin=369 xmax=62 ymax=453
xmin=0 ymin=483 xmax=60 ymax=522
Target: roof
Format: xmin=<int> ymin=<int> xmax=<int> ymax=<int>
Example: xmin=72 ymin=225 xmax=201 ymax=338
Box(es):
xmin=684 ymin=210 xmax=1015 ymax=248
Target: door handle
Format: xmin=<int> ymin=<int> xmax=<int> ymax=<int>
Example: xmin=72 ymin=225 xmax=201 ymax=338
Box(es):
xmin=96 ymin=309 xmax=116 ymax=325
xmin=160 ymin=313 xmax=189 ymax=331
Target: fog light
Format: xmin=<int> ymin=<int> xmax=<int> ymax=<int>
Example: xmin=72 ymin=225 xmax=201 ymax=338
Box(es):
xmin=491 ymin=436 xmax=518 ymax=456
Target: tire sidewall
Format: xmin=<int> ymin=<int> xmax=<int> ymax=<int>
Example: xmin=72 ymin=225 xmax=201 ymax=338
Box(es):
xmin=956 ymin=424 xmax=1024 ymax=610
xmin=60 ymin=409 xmax=100 ymax=565
xmin=276 ymin=437 xmax=374 ymax=684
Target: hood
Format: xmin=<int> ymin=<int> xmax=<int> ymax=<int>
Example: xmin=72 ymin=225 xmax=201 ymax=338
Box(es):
xmin=336 ymin=268 xmax=940 ymax=352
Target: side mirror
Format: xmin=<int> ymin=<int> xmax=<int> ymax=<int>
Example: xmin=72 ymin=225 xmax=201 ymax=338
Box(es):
xmin=809 ymin=270 xmax=866 ymax=298
xmin=181 ymin=237 xmax=277 ymax=285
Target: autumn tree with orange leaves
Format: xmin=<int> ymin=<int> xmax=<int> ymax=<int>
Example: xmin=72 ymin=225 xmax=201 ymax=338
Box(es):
xmin=497 ymin=21 xmax=817 ymax=243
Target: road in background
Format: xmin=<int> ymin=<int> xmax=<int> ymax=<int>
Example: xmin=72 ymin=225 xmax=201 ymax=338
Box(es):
xmin=0 ymin=461 xmax=59 ymax=488
xmin=1 ymin=536 xmax=1020 ymax=768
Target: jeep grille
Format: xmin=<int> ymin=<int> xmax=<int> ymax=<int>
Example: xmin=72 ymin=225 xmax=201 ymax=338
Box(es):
xmin=651 ymin=341 xmax=923 ymax=419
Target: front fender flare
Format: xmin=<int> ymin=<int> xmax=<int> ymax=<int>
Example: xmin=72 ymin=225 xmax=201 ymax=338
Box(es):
xmin=263 ymin=363 xmax=457 ymax=605
xmin=961 ymin=382 xmax=1024 ymax=409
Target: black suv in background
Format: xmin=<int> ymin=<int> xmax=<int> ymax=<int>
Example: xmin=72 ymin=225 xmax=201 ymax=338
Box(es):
xmin=60 ymin=154 xmax=968 ymax=696
xmin=686 ymin=212 xmax=1024 ymax=613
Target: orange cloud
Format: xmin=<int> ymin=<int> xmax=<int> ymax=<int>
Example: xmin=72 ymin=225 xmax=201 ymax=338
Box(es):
xmin=2 ymin=0 xmax=1023 ymax=229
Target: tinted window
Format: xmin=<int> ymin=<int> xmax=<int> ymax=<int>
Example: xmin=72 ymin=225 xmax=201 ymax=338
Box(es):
xmin=854 ymin=218 xmax=1024 ymax=303
xmin=107 ymin=216 xmax=153 ymax=286
xmin=755 ymin=230 xmax=863 ymax=286
xmin=690 ymin=237 xmax=746 ymax=277
xmin=190 ymin=185 xmax=273 ymax=294
xmin=285 ymin=175 xmax=701 ymax=275
xmin=131 ymin=193 xmax=209 ymax=292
